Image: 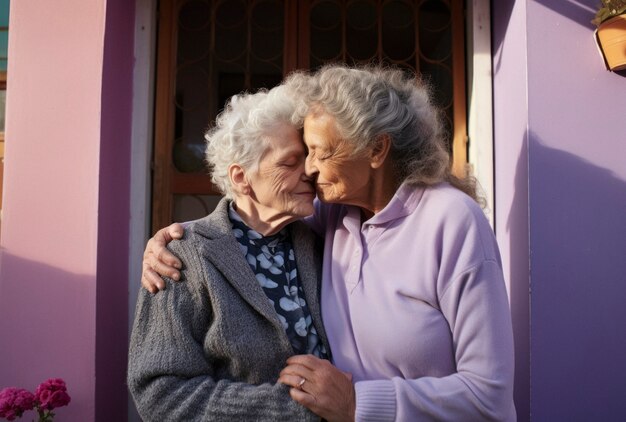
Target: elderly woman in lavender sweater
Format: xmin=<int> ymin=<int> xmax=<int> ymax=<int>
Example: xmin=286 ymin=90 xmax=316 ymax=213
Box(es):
xmin=143 ymin=65 xmax=516 ymax=421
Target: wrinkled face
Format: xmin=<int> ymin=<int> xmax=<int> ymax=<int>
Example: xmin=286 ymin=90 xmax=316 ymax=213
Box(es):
xmin=303 ymin=112 xmax=373 ymax=205
xmin=247 ymin=123 xmax=316 ymax=218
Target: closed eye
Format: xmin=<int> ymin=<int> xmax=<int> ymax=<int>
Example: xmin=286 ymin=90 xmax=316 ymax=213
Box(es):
xmin=278 ymin=154 xmax=304 ymax=167
xmin=278 ymin=158 xmax=298 ymax=167
xmin=308 ymin=148 xmax=331 ymax=161
xmin=317 ymin=153 xmax=332 ymax=161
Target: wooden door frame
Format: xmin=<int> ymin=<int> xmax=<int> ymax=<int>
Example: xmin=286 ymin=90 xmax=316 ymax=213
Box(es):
xmin=152 ymin=0 xmax=301 ymax=232
xmin=151 ymin=0 xmax=479 ymax=232
xmin=152 ymin=0 xmax=177 ymax=233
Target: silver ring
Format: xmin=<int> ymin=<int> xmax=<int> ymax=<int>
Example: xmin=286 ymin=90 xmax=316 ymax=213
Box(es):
xmin=297 ymin=377 xmax=306 ymax=389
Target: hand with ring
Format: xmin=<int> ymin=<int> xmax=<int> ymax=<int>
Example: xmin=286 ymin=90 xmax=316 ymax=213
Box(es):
xmin=297 ymin=377 xmax=306 ymax=390
xmin=279 ymin=354 xmax=356 ymax=422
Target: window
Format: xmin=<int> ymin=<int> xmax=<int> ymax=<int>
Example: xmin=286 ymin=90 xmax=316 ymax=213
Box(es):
xmin=152 ymin=0 xmax=466 ymax=230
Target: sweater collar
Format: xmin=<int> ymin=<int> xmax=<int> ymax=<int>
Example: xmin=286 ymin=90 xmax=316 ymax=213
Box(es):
xmin=346 ymin=182 xmax=427 ymax=227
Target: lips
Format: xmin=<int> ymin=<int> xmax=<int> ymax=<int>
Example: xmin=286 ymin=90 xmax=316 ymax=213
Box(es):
xmin=297 ymin=182 xmax=316 ymax=196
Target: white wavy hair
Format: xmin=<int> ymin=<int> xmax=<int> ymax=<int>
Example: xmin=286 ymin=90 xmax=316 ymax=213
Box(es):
xmin=283 ymin=63 xmax=477 ymax=200
xmin=204 ymin=85 xmax=301 ymax=199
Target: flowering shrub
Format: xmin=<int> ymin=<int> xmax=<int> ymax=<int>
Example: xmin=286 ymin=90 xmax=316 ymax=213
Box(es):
xmin=0 ymin=388 xmax=35 ymax=421
xmin=0 ymin=379 xmax=70 ymax=422
xmin=33 ymin=379 xmax=70 ymax=414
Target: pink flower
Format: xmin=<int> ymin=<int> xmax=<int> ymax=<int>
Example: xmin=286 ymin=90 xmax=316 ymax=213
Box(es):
xmin=0 ymin=387 xmax=35 ymax=421
xmin=33 ymin=379 xmax=70 ymax=412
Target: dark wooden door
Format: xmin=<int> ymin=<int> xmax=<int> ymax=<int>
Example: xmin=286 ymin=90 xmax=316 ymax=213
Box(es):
xmin=152 ymin=0 xmax=466 ymax=231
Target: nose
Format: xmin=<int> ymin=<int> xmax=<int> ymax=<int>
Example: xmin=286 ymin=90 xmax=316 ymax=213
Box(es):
xmin=304 ymin=154 xmax=318 ymax=178
xmin=297 ymin=157 xmax=314 ymax=182
xmin=300 ymin=164 xmax=314 ymax=182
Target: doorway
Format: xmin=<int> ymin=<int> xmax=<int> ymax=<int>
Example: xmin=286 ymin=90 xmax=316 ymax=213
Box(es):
xmin=152 ymin=0 xmax=468 ymax=231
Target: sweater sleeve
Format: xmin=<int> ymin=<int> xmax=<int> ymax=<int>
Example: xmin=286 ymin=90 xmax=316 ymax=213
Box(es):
xmin=354 ymin=260 xmax=516 ymax=422
xmin=128 ymin=240 xmax=317 ymax=422
xmin=303 ymin=198 xmax=331 ymax=237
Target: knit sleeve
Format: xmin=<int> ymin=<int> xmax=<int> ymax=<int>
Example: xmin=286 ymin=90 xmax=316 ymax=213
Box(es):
xmin=303 ymin=198 xmax=333 ymax=237
xmin=354 ymin=260 xmax=516 ymax=422
xmin=128 ymin=238 xmax=318 ymax=422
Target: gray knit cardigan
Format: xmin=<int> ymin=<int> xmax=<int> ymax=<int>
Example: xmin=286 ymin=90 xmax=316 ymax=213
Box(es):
xmin=128 ymin=199 xmax=329 ymax=421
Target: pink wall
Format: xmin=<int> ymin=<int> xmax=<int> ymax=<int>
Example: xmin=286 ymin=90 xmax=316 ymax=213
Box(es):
xmin=0 ymin=1 xmax=134 ymax=420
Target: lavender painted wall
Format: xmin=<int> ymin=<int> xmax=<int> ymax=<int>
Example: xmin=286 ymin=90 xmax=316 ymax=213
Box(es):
xmin=492 ymin=1 xmax=530 ymax=419
xmin=0 ymin=1 xmax=135 ymax=420
xmin=494 ymin=1 xmax=626 ymax=420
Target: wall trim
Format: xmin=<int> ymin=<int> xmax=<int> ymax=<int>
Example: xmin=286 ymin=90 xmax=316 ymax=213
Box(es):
xmin=128 ymin=0 xmax=156 ymax=420
xmin=467 ymin=0 xmax=495 ymax=228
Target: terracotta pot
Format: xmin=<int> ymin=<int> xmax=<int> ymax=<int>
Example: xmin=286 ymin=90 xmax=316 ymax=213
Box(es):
xmin=596 ymin=14 xmax=626 ymax=71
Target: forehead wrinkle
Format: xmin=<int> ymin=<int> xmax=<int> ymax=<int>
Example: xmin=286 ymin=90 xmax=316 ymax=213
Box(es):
xmin=304 ymin=118 xmax=346 ymax=152
xmin=277 ymin=142 xmax=305 ymax=158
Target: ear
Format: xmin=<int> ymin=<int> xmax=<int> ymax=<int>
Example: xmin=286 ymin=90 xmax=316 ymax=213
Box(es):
xmin=370 ymin=134 xmax=392 ymax=169
xmin=228 ymin=163 xmax=251 ymax=196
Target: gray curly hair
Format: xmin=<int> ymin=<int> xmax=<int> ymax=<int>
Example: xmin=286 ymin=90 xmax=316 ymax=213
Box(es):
xmin=284 ymin=64 xmax=477 ymax=200
xmin=204 ymin=85 xmax=302 ymax=199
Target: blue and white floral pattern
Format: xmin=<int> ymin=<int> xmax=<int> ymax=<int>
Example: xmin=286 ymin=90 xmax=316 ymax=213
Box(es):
xmin=229 ymin=205 xmax=327 ymax=358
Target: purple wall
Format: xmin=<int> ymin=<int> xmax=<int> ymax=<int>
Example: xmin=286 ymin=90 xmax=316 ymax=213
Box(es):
xmin=0 ymin=1 xmax=135 ymax=420
xmin=95 ymin=0 xmax=135 ymax=420
xmin=493 ymin=1 xmax=626 ymax=420
xmin=492 ymin=1 xmax=530 ymax=419
xmin=2 ymin=1 xmax=625 ymax=420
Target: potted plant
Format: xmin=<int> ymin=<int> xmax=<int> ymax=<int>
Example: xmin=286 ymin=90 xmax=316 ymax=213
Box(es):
xmin=592 ymin=0 xmax=626 ymax=71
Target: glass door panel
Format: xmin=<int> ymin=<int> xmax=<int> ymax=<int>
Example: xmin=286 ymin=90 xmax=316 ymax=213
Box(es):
xmin=152 ymin=0 xmax=466 ymax=229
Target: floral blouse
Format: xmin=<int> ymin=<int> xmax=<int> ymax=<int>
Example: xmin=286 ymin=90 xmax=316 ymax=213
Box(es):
xmin=229 ymin=205 xmax=327 ymax=358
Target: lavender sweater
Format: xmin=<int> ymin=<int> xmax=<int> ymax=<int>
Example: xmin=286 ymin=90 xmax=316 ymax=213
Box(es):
xmin=309 ymin=183 xmax=516 ymax=421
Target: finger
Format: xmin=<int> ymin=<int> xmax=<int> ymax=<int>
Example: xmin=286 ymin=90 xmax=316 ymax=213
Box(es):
xmin=149 ymin=254 xmax=181 ymax=280
xmin=141 ymin=276 xmax=159 ymax=294
xmin=280 ymin=364 xmax=315 ymax=382
xmin=167 ymin=222 xmax=185 ymax=239
xmin=156 ymin=224 xmax=184 ymax=245
xmin=147 ymin=225 xmax=183 ymax=269
xmin=278 ymin=374 xmax=307 ymax=390
xmin=142 ymin=267 xmax=166 ymax=292
xmin=153 ymin=224 xmax=182 ymax=243
xmin=155 ymin=247 xmax=183 ymax=271
xmin=285 ymin=354 xmax=321 ymax=369
xmin=288 ymin=387 xmax=317 ymax=409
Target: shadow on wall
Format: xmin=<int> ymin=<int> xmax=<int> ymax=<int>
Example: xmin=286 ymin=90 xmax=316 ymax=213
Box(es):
xmin=491 ymin=0 xmax=512 ymax=74
xmin=533 ymin=0 xmax=597 ymax=29
xmin=491 ymin=0 xmax=615 ymax=74
xmin=492 ymin=0 xmax=598 ymax=48
xmin=506 ymin=135 xmax=530 ymax=422
xmin=526 ymin=134 xmax=626 ymax=420
xmin=0 ymin=252 xmax=119 ymax=421
xmin=534 ymin=0 xmax=626 ymax=78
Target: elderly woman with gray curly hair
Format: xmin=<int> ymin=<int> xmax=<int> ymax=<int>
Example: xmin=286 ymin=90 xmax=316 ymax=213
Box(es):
xmin=128 ymin=85 xmax=329 ymax=421
xmin=142 ymin=64 xmax=516 ymax=421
